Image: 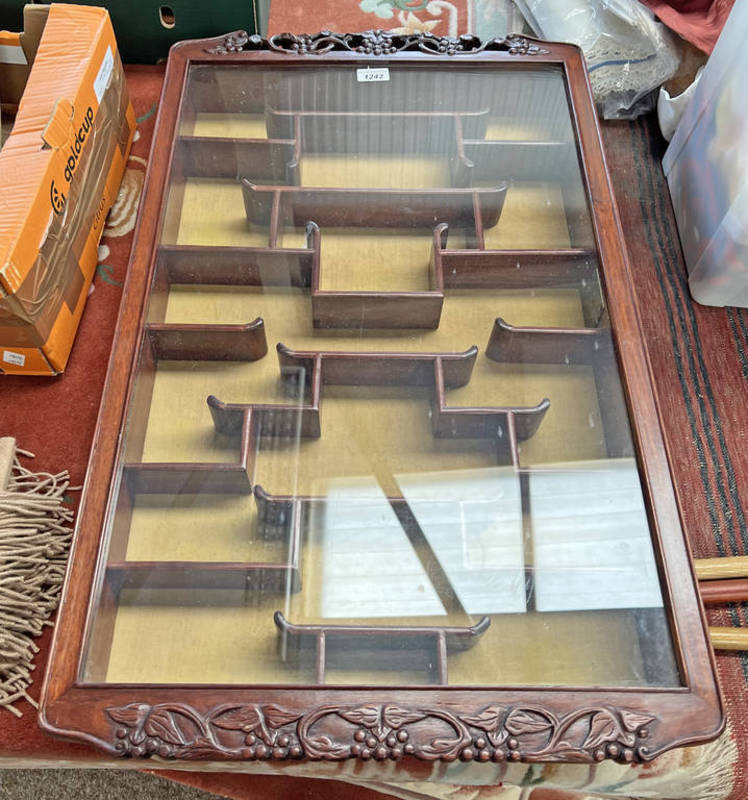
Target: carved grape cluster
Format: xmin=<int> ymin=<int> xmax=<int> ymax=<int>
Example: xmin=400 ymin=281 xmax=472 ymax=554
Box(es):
xmin=418 ymin=34 xmax=484 ymax=56
xmin=206 ymin=31 xmax=265 ymax=55
xmin=285 ymin=34 xmax=319 ymax=55
xmin=331 ymin=705 xmax=426 ymax=761
xmin=351 ymin=31 xmax=398 ymax=55
xmin=433 ymin=40 xmax=462 ymax=56
xmin=236 ymin=731 xmax=302 ymax=760
xmin=504 ymin=35 xmax=549 ymax=55
xmin=113 ymin=721 xmax=175 ymax=759
xmin=350 ymin=726 xmax=411 ymax=760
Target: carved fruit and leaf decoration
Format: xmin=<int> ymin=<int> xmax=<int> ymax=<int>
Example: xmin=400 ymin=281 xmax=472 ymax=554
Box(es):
xmin=106 ymin=701 xmax=655 ymax=763
xmin=206 ymin=31 xmax=550 ymax=57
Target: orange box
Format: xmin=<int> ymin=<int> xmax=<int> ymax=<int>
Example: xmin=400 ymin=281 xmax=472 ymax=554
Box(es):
xmin=0 ymin=4 xmax=135 ymax=375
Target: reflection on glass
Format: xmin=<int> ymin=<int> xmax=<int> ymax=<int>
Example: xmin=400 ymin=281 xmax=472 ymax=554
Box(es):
xmin=81 ymin=62 xmax=681 ymax=689
xmin=530 ymin=459 xmax=664 ymax=613
xmin=395 ymin=467 xmax=525 ymax=615
xmin=317 ymin=477 xmax=446 ymax=619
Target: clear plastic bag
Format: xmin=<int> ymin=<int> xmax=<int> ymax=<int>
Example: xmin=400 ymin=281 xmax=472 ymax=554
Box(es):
xmin=513 ymin=0 xmax=680 ymax=119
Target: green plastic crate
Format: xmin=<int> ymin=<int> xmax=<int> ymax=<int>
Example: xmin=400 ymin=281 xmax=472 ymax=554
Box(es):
xmin=0 ymin=0 xmax=258 ymax=63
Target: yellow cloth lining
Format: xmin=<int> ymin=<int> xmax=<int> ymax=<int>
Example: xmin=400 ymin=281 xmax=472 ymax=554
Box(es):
xmin=99 ymin=144 xmax=651 ymax=689
xmin=180 ymin=113 xmax=557 ymax=144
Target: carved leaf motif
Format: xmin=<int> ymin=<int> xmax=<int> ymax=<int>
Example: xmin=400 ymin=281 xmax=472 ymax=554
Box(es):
xmin=419 ymin=734 xmax=466 ymax=760
xmin=460 ymin=705 xmax=508 ymax=746
xmin=619 ymin=730 xmax=637 ymax=748
xmin=582 ymin=711 xmax=621 ymax=750
xmin=211 ymin=706 xmax=261 ymax=732
xmin=338 ymin=704 xmax=381 ymax=729
xmin=144 ymin=708 xmax=187 ymax=745
xmin=305 ymin=734 xmax=351 ymax=759
xmin=460 ymin=705 xmax=505 ymax=731
xmin=174 ymin=738 xmax=233 ymax=760
xmin=487 ymin=729 xmax=508 ymax=747
xmin=619 ymin=710 xmax=655 ymax=732
xmin=383 ymin=706 xmax=427 ymax=729
xmin=547 ymin=744 xmax=596 ymax=763
xmin=505 ymin=709 xmax=554 ymax=736
xmin=131 ymin=728 xmax=147 ymax=745
xmin=263 ymin=705 xmax=303 ymax=728
xmin=107 ymin=703 xmax=148 ymax=728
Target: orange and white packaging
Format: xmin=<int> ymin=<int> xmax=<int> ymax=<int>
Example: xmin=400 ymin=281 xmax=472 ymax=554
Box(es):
xmin=0 ymin=4 xmax=135 ymax=375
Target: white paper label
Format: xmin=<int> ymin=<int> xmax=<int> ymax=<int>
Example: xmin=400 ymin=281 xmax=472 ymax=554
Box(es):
xmin=93 ymin=45 xmax=114 ymax=104
xmin=0 ymin=43 xmax=27 ymax=65
xmin=3 ymin=350 xmax=25 ymax=367
xmin=356 ymin=67 xmax=389 ymax=83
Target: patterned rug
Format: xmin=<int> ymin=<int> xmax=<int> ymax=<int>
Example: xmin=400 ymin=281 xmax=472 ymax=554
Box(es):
xmin=268 ymin=0 xmax=472 ymax=40
xmin=1 ymin=26 xmax=747 ymax=800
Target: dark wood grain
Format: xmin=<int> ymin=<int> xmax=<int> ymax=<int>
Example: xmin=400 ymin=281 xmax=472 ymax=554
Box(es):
xmin=179 ymin=136 xmax=297 ymax=182
xmin=485 ymin=317 xmax=611 ymax=364
xmin=485 ymin=318 xmax=633 ymax=458
xmin=105 ymin=560 xmax=301 ymax=593
xmin=241 ymin=180 xmax=508 ymax=228
xmin=147 ymin=318 xmax=268 ymax=361
xmin=699 ymin=579 xmax=748 ymax=604
xmin=275 ymin=612 xmax=490 ymax=685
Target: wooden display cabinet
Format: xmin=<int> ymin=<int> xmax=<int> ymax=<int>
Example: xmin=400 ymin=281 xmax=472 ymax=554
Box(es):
xmin=40 ymin=30 xmax=723 ymax=765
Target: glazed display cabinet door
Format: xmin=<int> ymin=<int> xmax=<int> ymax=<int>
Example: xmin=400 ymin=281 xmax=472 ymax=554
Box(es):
xmin=40 ymin=30 xmax=723 ymax=765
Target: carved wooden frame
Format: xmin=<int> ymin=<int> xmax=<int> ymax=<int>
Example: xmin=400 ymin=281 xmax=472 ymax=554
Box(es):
xmin=40 ymin=30 xmax=723 ymax=765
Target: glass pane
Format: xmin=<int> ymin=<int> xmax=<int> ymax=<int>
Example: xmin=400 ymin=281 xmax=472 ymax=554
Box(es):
xmin=82 ymin=63 xmax=680 ymax=688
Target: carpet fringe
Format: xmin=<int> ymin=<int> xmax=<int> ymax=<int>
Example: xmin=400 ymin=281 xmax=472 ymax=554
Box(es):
xmin=0 ymin=446 xmax=75 ymax=717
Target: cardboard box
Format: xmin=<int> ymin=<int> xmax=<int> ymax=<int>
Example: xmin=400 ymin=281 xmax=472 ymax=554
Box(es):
xmin=0 ymin=4 xmax=49 ymax=113
xmin=0 ymin=4 xmax=135 ymax=375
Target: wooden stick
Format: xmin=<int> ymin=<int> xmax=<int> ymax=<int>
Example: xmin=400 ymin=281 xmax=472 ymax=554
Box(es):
xmin=710 ymin=627 xmax=748 ymax=650
xmin=0 ymin=436 xmax=16 ymax=491
xmin=694 ymin=556 xmax=748 ymax=580
xmin=700 ymin=579 xmax=748 ymax=604
xmin=694 ymin=559 xmax=748 ymax=650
